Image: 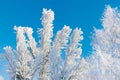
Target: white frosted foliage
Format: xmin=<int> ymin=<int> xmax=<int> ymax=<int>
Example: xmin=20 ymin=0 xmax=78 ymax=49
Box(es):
xmin=91 ymin=5 xmax=120 ymax=80
xmin=4 ymin=5 xmax=120 ymax=80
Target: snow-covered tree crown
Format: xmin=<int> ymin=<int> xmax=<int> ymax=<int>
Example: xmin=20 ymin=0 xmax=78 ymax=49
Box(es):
xmin=91 ymin=5 xmax=120 ymax=80
xmin=2 ymin=5 xmax=120 ymax=80
xmin=3 ymin=8 xmax=83 ymax=80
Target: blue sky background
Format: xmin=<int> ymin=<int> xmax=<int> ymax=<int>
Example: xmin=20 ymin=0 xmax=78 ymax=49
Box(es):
xmin=0 ymin=0 xmax=120 ymax=79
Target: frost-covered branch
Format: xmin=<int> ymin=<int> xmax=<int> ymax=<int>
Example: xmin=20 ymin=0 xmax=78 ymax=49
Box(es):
xmin=39 ymin=8 xmax=54 ymax=53
xmin=49 ymin=25 xmax=72 ymax=80
xmin=38 ymin=8 xmax=55 ymax=80
xmin=62 ymin=28 xmax=83 ymax=80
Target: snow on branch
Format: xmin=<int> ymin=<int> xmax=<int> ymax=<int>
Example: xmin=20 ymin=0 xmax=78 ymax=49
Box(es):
xmin=3 ymin=8 xmax=85 ymax=80
xmin=40 ymin=8 xmax=54 ymax=53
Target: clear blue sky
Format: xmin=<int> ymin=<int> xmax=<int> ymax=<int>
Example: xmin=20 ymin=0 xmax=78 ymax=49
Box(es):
xmin=0 ymin=0 xmax=120 ymax=79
